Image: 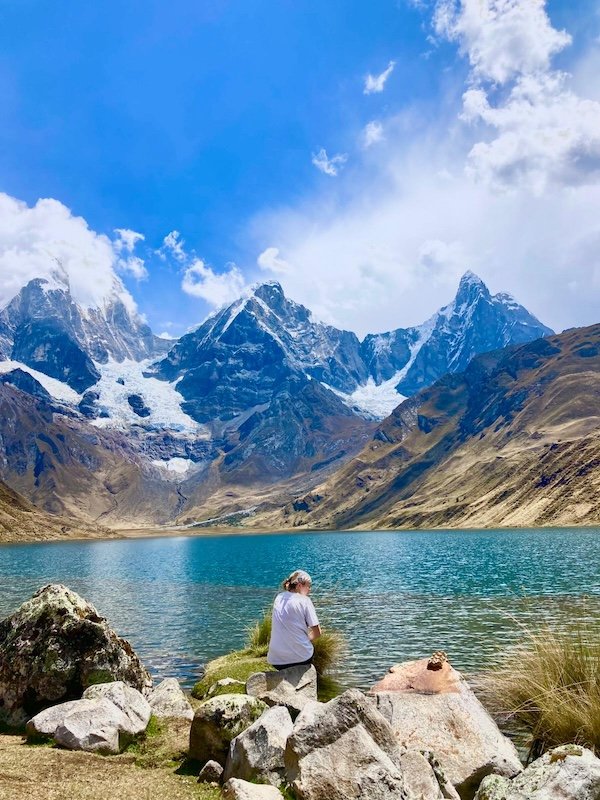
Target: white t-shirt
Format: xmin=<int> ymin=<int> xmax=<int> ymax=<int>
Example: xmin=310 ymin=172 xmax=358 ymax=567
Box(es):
xmin=267 ymin=591 xmax=320 ymax=666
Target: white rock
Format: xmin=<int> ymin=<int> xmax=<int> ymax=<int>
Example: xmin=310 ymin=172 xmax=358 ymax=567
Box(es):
xmin=246 ymin=665 xmax=317 ymax=714
xmin=370 ymin=658 xmax=522 ymax=799
xmin=26 ymin=700 xmax=92 ymax=739
xmin=148 ymin=678 xmax=193 ymax=720
xmin=223 ymin=778 xmax=284 ymax=799
xmin=198 ymin=759 xmax=224 ymax=784
xmin=224 ymin=706 xmax=293 ymax=786
xmin=399 ymin=750 xmax=460 ymax=800
xmin=475 ymin=744 xmax=600 ymax=800
xmin=83 ymin=681 xmax=151 ymax=736
xmin=285 ymin=688 xmax=409 ymax=800
xmin=53 ymin=697 xmax=130 ymax=754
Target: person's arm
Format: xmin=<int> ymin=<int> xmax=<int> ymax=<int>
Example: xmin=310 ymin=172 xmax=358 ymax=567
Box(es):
xmin=308 ymin=624 xmax=321 ymax=641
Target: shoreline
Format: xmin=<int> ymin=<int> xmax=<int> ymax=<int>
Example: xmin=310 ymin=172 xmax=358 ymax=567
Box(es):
xmin=1 ymin=520 xmax=599 ymax=547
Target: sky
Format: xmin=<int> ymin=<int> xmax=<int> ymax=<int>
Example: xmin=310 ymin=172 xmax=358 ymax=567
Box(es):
xmin=0 ymin=0 xmax=599 ymax=338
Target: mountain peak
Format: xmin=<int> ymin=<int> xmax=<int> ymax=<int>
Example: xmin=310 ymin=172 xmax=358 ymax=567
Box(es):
xmin=251 ymin=281 xmax=285 ymax=307
xmin=458 ymin=270 xmax=486 ymax=289
xmin=454 ymin=270 xmax=490 ymax=306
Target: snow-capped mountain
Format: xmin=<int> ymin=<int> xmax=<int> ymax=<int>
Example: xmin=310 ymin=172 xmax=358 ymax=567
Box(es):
xmin=0 ymin=274 xmax=170 ymax=392
xmin=153 ymin=273 xmax=553 ymax=422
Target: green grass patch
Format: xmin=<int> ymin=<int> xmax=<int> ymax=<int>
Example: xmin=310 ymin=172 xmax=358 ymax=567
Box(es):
xmin=478 ymin=621 xmax=600 ymax=761
xmin=191 ymin=653 xmax=274 ymax=699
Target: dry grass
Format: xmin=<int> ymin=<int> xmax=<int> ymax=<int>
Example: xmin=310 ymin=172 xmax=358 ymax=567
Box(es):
xmin=0 ymin=730 xmax=220 ymax=800
xmin=477 ymin=622 xmax=600 ymax=761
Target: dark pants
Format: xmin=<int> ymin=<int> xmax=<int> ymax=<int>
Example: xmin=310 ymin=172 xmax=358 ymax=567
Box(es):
xmin=272 ymin=656 xmax=313 ymax=671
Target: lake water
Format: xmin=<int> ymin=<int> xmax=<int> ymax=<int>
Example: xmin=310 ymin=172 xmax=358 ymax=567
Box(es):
xmin=0 ymin=528 xmax=599 ymax=690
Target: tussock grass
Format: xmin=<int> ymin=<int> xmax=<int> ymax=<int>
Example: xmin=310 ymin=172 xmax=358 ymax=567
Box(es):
xmin=478 ymin=622 xmax=600 ymax=761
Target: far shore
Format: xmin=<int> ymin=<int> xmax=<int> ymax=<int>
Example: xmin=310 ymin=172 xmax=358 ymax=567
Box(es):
xmin=2 ymin=520 xmax=599 ymax=547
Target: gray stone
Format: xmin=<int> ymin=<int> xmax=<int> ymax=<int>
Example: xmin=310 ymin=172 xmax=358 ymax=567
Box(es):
xmin=0 ymin=584 xmax=152 ymax=726
xmin=246 ymin=665 xmax=317 ymax=714
xmin=224 ymin=705 xmax=293 ymax=786
xmin=26 ymin=700 xmax=91 ymax=740
xmin=189 ymin=693 xmax=268 ymax=766
xmin=371 ymin=658 xmax=522 ymax=799
xmin=285 ymin=688 xmax=409 ymax=800
xmin=197 ymin=759 xmax=224 ymax=784
xmin=222 ymin=778 xmax=284 ymax=799
xmin=398 ymin=750 xmax=460 ymax=800
xmin=82 ymin=681 xmax=151 ymax=736
xmin=474 ymin=744 xmax=600 ymax=800
xmin=53 ymin=697 xmax=131 ymax=754
xmin=148 ymin=678 xmax=194 ymax=720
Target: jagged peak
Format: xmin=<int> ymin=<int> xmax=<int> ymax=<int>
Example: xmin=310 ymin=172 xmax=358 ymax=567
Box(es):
xmin=458 ymin=270 xmax=486 ymax=289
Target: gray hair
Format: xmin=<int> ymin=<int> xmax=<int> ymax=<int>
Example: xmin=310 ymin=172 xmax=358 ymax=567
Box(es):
xmin=282 ymin=569 xmax=312 ymax=591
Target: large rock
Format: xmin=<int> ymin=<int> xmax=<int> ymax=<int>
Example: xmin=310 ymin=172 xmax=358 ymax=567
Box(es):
xmin=198 ymin=759 xmax=224 ymax=784
xmin=27 ymin=697 xmax=132 ymax=754
xmin=399 ymin=751 xmax=460 ymax=800
xmin=0 ymin=584 xmax=152 ymax=726
xmin=370 ymin=657 xmax=522 ymax=799
xmin=222 ymin=778 xmax=284 ymax=799
xmin=285 ymin=688 xmax=410 ymax=800
xmin=224 ymin=705 xmax=293 ymax=786
xmin=82 ymin=681 xmax=151 ymax=736
xmin=148 ymin=678 xmax=194 ymax=720
xmin=474 ymin=744 xmax=600 ymax=800
xmin=246 ymin=665 xmax=317 ymax=714
xmin=53 ymin=697 xmax=132 ymax=754
xmin=189 ymin=693 xmax=268 ymax=766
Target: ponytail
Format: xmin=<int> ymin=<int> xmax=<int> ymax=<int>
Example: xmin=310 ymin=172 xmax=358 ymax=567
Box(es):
xmin=282 ymin=569 xmax=312 ymax=592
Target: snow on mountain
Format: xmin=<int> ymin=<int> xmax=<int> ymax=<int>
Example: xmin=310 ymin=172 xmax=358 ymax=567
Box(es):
xmin=0 ymin=359 xmax=80 ymax=403
xmin=88 ymin=359 xmax=204 ymax=434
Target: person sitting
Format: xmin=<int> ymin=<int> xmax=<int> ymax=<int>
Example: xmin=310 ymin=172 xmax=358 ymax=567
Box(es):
xmin=267 ymin=569 xmax=321 ymax=670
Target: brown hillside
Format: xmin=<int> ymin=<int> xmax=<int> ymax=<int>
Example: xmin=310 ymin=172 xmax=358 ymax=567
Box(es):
xmin=264 ymin=324 xmax=600 ymax=530
xmin=0 ymin=479 xmax=110 ymax=542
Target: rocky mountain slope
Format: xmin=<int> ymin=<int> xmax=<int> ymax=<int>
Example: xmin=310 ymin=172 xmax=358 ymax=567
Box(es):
xmin=0 ymin=270 xmax=555 ymax=528
xmin=255 ymin=324 xmax=600 ymax=531
xmin=0 ymin=478 xmax=109 ymax=542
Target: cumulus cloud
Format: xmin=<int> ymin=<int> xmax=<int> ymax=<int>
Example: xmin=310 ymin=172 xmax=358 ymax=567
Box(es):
xmin=160 ymin=230 xmax=187 ymax=262
xmin=363 ymin=120 xmax=384 ymax=148
xmin=113 ymin=228 xmax=148 ymax=280
xmin=311 ymin=148 xmax=348 ymax=176
xmin=434 ymin=0 xmax=600 ymax=191
xmin=181 ymin=259 xmax=247 ymax=307
xmin=257 ymin=247 xmax=292 ymax=274
xmin=0 ymin=192 xmax=139 ymax=311
xmin=364 ymin=60 xmax=396 ymax=94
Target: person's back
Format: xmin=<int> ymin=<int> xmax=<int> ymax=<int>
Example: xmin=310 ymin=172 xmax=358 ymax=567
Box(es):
xmin=267 ymin=569 xmax=321 ymax=669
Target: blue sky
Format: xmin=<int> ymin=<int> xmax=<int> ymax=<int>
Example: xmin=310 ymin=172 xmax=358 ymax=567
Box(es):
xmin=1 ymin=0 xmax=599 ymax=337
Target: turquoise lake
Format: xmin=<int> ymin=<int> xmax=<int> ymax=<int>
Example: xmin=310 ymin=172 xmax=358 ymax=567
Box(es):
xmin=1 ymin=528 xmax=599 ymax=689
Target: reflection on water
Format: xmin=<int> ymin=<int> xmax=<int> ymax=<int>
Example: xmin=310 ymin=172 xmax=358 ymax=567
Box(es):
xmin=0 ymin=528 xmax=599 ymax=688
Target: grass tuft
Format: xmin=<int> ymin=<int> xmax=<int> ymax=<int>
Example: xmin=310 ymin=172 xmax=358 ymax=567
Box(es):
xmin=477 ymin=621 xmax=600 ymax=761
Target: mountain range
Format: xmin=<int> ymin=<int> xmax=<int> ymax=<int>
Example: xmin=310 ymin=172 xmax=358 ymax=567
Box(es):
xmin=0 ymin=269 xmax=560 ymax=530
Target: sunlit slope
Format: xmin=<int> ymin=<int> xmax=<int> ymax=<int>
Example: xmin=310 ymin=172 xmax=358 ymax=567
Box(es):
xmin=0 ymin=479 xmax=107 ymax=542
xmin=277 ymin=324 xmax=600 ymax=530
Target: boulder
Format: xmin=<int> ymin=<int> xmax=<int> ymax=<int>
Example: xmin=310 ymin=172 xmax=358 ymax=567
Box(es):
xmin=198 ymin=759 xmax=224 ymax=784
xmin=399 ymin=751 xmax=460 ymax=800
xmin=285 ymin=688 xmax=410 ymax=800
xmin=224 ymin=705 xmax=293 ymax=786
xmin=0 ymin=584 xmax=152 ymax=726
xmin=53 ymin=697 xmax=131 ymax=754
xmin=474 ymin=744 xmax=600 ymax=800
xmin=370 ymin=657 xmax=522 ymax=799
xmin=82 ymin=681 xmax=151 ymax=736
xmin=189 ymin=693 xmax=268 ymax=766
xmin=222 ymin=778 xmax=284 ymax=799
xmin=26 ymin=699 xmax=98 ymax=740
xmin=148 ymin=678 xmax=194 ymax=720
xmin=246 ymin=665 xmax=317 ymax=714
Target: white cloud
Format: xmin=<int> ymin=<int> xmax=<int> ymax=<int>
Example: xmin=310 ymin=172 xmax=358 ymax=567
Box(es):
xmin=434 ymin=0 xmax=600 ymax=191
xmin=311 ymin=148 xmax=348 ymax=176
xmin=181 ymin=259 xmax=247 ymax=308
xmin=0 ymin=193 xmax=139 ymax=312
xmin=157 ymin=331 xmax=178 ymax=340
xmin=160 ymin=230 xmax=187 ymax=262
xmin=113 ymin=228 xmax=148 ymax=280
xmin=257 ymin=246 xmax=292 ymax=274
xmin=114 ymin=228 xmax=144 ymax=253
xmin=364 ymin=60 xmax=396 ymax=94
xmin=433 ymin=0 xmax=570 ymax=85
xmin=363 ymin=120 xmax=385 ymax=148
